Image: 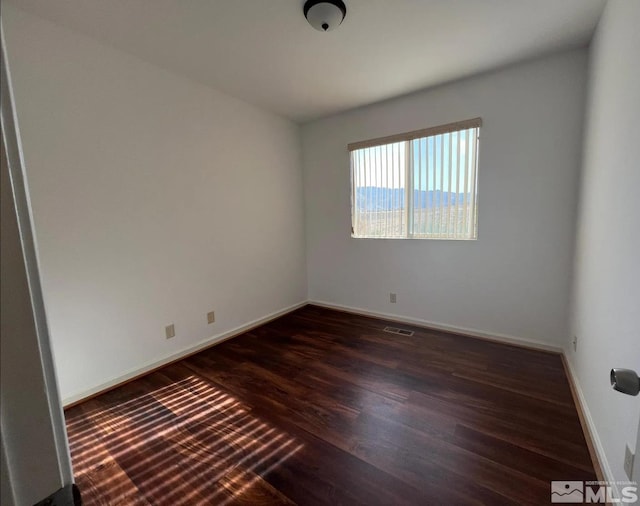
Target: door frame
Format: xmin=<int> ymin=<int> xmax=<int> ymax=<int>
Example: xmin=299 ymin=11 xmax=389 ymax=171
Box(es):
xmin=1 ymin=25 xmax=74 ymax=502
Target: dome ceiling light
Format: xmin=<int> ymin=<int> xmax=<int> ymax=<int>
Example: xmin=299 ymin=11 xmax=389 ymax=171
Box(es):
xmin=303 ymin=0 xmax=347 ymax=32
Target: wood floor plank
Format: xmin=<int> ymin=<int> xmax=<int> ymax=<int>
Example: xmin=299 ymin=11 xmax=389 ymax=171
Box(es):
xmin=66 ymin=305 xmax=597 ymax=505
xmin=75 ymin=459 xmax=152 ymax=506
xmin=450 ymin=424 xmax=597 ymax=483
xmin=408 ymin=389 xmax=594 ymax=471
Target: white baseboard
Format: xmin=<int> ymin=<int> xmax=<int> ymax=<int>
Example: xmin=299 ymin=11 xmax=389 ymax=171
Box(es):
xmin=562 ymin=354 xmax=615 ymax=489
xmin=65 ymin=299 xmax=562 ymax=406
xmin=62 ymin=301 xmax=308 ymax=407
xmin=309 ymin=299 xmax=563 ymax=353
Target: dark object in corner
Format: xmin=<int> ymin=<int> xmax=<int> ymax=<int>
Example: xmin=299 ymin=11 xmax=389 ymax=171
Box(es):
xmin=33 ymin=484 xmax=81 ymax=506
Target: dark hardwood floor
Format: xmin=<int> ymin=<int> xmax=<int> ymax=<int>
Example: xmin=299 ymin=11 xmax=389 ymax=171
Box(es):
xmin=65 ymin=305 xmax=596 ymax=505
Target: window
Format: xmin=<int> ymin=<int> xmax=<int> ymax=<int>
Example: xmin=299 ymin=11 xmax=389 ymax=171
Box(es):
xmin=349 ymin=118 xmax=481 ymax=240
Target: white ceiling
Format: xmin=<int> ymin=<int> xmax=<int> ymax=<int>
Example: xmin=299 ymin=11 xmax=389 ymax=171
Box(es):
xmin=7 ymin=0 xmax=606 ymax=123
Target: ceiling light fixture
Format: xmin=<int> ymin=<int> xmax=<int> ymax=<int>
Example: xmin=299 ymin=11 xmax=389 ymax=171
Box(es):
xmin=303 ymin=0 xmax=347 ymax=32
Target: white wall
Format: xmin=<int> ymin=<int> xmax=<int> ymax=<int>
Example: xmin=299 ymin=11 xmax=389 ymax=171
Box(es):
xmin=302 ymin=50 xmax=587 ymax=347
xmin=568 ymin=0 xmax=640 ymax=486
xmin=2 ymin=4 xmax=307 ymax=403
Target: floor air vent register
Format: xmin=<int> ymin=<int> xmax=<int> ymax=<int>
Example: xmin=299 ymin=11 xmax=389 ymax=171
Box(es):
xmin=383 ymin=326 xmax=415 ymax=336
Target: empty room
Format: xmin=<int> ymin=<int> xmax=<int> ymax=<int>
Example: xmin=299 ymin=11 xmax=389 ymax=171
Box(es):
xmin=1 ymin=0 xmax=639 ymax=505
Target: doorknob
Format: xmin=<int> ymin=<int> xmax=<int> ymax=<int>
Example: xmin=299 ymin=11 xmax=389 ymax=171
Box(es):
xmin=610 ymin=369 xmax=640 ymax=396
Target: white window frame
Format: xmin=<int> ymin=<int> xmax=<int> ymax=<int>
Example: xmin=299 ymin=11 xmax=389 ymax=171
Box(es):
xmin=349 ymin=118 xmax=481 ymax=240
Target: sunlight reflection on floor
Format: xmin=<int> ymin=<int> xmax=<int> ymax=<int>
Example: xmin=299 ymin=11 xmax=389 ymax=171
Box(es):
xmin=66 ymin=375 xmax=304 ymax=505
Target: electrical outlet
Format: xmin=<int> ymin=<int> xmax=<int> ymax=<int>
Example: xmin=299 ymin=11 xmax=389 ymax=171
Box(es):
xmin=207 ymin=311 xmax=215 ymax=324
xmin=624 ymin=444 xmax=634 ymax=480
xmin=572 ymin=335 xmax=578 ymax=352
xmin=165 ymin=324 xmax=175 ymax=339
xmin=390 ymin=293 xmax=397 ymax=303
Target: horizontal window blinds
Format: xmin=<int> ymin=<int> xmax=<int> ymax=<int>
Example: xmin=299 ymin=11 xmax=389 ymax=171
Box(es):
xmin=350 ymin=119 xmax=480 ymax=240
